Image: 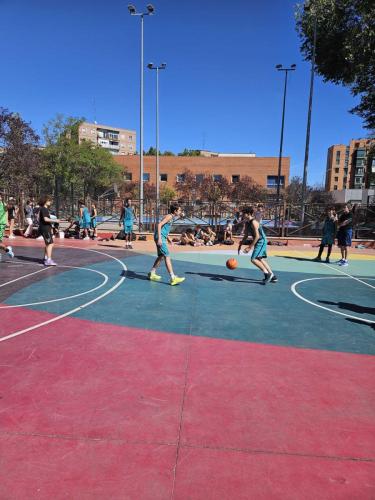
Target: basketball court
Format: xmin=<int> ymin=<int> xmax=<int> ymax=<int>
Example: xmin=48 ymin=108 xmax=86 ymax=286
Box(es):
xmin=1 ymin=240 xmax=374 ymax=499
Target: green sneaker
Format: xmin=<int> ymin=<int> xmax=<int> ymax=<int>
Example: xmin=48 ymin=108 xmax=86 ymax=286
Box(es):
xmin=148 ymin=272 xmax=162 ymax=282
xmin=170 ymin=276 xmax=185 ymax=286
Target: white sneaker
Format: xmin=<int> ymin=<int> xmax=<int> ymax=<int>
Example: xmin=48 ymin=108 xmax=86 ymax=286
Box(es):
xmin=339 ymin=260 xmax=348 ymax=266
xmin=36 ymin=235 xmax=43 ymax=240
xmin=8 ymin=234 xmax=16 ymax=239
xmin=6 ymin=246 xmax=14 ymax=258
xmin=83 ymin=236 xmax=90 ymax=240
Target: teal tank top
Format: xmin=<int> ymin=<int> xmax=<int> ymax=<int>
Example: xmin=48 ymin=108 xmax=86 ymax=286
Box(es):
xmin=124 ymin=207 xmax=133 ymax=222
xmin=155 ymin=218 xmax=172 ymax=240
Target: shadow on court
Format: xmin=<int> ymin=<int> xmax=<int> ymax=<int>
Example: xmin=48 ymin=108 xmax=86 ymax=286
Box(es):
xmin=185 ymin=271 xmax=263 ymax=284
xmin=14 ymin=255 xmax=44 ymax=264
xmin=278 ymin=255 xmax=317 ymax=262
xmin=346 ymin=318 xmax=375 ymax=331
xmin=319 ymin=300 xmax=375 ymax=315
xmin=123 ymin=270 xmax=170 ymax=285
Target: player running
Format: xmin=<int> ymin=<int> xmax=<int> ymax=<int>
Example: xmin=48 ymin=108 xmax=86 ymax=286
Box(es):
xmin=148 ymin=203 xmax=185 ymax=286
xmin=238 ymin=206 xmax=277 ymax=284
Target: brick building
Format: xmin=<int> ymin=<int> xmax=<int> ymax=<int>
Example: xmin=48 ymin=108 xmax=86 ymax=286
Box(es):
xmin=78 ymin=121 xmax=136 ymax=156
xmin=114 ymin=154 xmax=290 ymax=192
xmin=325 ymin=138 xmax=375 ymax=191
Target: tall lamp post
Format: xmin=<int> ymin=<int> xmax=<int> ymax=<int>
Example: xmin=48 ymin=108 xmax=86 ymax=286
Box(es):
xmin=128 ymin=3 xmax=155 ymax=230
xmin=275 ymin=64 xmax=296 ymax=202
xmin=301 ymin=7 xmax=318 ymax=225
xmin=147 ymin=62 xmax=166 ymax=223
xmin=275 ymin=64 xmax=296 ymax=231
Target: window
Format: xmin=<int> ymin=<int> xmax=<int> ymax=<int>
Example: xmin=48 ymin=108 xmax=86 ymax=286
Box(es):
xmin=143 ymin=173 xmax=150 ymax=182
xmin=195 ymin=174 xmax=204 ymax=184
xmin=356 ymin=149 xmax=365 ymax=158
xmin=213 ymin=174 xmax=222 ymax=182
xmin=335 ymin=151 xmax=341 ymax=165
xmin=160 ymin=173 xmax=168 ymax=181
xmin=334 ymin=176 xmax=338 ymax=182
xmin=124 ymin=172 xmax=132 ymax=181
xmin=90 ymin=129 xmax=96 ymax=135
xmin=356 ymin=167 xmax=364 ymax=175
xmin=129 ymin=135 xmax=133 ymax=140
xmin=81 ymin=128 xmax=86 ymax=133
xmin=232 ymin=175 xmax=240 ymax=183
xmin=176 ymin=174 xmax=185 ymax=183
xmin=344 ymin=168 xmax=348 ymax=174
xmin=335 ymin=168 xmax=339 ymax=173
xmin=334 ymin=185 xmax=338 ymax=190
xmin=267 ymin=175 xmax=285 ymax=188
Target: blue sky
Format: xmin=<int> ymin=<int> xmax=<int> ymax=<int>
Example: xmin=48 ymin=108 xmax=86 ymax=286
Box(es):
xmin=0 ymin=0 xmax=367 ymax=185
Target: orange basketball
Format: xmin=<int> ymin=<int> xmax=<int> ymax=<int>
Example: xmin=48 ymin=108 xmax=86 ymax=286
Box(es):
xmin=226 ymin=258 xmax=238 ymax=270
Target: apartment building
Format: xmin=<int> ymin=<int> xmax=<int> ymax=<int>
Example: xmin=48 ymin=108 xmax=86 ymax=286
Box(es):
xmin=78 ymin=122 xmax=136 ymax=155
xmin=325 ymin=138 xmax=375 ymax=191
xmin=114 ymin=153 xmax=290 ymax=191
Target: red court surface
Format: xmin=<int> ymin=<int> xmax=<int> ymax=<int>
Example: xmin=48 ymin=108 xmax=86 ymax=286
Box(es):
xmin=1 ymin=241 xmax=375 ymax=499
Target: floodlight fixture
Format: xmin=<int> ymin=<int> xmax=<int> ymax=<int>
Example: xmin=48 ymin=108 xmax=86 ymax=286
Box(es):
xmin=128 ymin=4 xmax=136 ymax=14
xmin=146 ymin=4 xmax=155 ymax=14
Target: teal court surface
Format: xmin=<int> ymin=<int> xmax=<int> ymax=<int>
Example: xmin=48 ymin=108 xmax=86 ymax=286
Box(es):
xmin=0 ymin=241 xmax=374 ymax=499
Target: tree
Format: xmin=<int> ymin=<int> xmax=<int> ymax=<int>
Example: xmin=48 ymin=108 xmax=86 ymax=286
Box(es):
xmin=174 ymin=168 xmax=200 ymax=201
xmin=198 ymin=175 xmax=231 ymax=203
xmin=144 ymin=146 xmax=157 ymax=156
xmin=162 ymin=150 xmax=175 ymax=156
xmin=143 ymin=182 xmax=156 ymax=201
xmin=41 ymin=114 xmax=122 ymax=206
xmin=231 ymin=176 xmax=268 ymax=204
xmin=285 ymin=176 xmax=335 ymax=205
xmin=178 ymin=148 xmax=201 ymax=157
xmin=296 ymin=0 xmax=375 ymax=129
xmin=0 ymin=107 xmax=40 ymax=195
xmin=160 ymin=185 xmax=176 ymax=204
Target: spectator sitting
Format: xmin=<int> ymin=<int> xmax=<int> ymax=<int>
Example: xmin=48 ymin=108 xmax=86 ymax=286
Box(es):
xmin=204 ymin=226 xmax=216 ymax=246
xmin=223 ymin=220 xmax=233 ymax=242
xmin=194 ymin=225 xmax=206 ymax=245
xmin=64 ymin=217 xmax=80 ymax=238
xmin=179 ymin=228 xmax=199 ymax=246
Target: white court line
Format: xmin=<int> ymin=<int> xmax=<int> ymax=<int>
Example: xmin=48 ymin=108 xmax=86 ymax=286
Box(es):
xmin=323 ymin=263 xmax=375 ymax=290
xmin=0 ymin=248 xmax=127 ymax=343
xmin=291 ymin=276 xmax=375 ymax=324
xmin=0 ymin=267 xmax=48 ymax=288
xmin=0 ymin=266 xmax=108 ymax=309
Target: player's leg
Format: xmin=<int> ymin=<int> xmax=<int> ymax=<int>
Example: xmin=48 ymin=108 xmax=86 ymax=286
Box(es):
xmin=314 ymin=243 xmax=324 ymax=261
xmin=326 ymin=244 xmax=332 ymax=262
xmin=165 ymin=256 xmax=185 ymax=285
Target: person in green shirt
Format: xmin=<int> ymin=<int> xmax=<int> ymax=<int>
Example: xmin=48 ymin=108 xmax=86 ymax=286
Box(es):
xmin=0 ymin=193 xmax=14 ymax=258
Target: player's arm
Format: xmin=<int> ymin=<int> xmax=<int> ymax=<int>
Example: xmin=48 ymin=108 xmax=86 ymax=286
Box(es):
xmin=238 ymin=224 xmax=249 ymax=254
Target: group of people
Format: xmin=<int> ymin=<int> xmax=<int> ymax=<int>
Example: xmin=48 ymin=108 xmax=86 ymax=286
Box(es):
xmin=314 ymin=204 xmax=355 ymax=266
xmin=179 ymin=225 xmax=217 ymax=246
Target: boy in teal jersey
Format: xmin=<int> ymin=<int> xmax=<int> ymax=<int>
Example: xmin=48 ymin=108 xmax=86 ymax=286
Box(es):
xmin=79 ymin=200 xmax=91 ymax=240
xmin=0 ymin=193 xmax=14 ymax=258
xmin=238 ymin=206 xmax=277 ymax=284
xmin=120 ymin=198 xmax=135 ymax=249
xmin=149 ymin=204 xmax=185 ymax=286
xmin=313 ymin=208 xmax=337 ymax=263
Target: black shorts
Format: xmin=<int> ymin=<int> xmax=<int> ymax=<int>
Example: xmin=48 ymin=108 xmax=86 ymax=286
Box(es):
xmin=39 ymin=226 xmax=53 ymax=245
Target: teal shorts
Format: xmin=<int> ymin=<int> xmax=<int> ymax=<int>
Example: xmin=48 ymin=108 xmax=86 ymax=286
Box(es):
xmin=124 ymin=222 xmax=133 ymax=235
xmin=251 ymin=239 xmax=267 ymax=260
xmin=155 ymin=238 xmax=169 ymax=257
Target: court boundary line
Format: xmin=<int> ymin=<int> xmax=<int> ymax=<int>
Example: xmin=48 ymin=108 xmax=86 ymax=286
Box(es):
xmin=291 ymin=277 xmax=375 ymax=324
xmin=0 ymin=266 xmax=109 ymax=309
xmin=0 ymin=247 xmax=126 ymax=343
xmin=324 ymin=262 xmax=375 ymax=290
xmin=0 ymin=267 xmax=48 ymax=288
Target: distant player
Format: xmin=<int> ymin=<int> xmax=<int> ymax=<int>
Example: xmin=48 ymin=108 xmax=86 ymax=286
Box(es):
xmin=90 ymin=203 xmax=97 ymax=239
xmin=79 ymin=200 xmax=91 ymax=240
xmin=336 ymin=204 xmax=354 ymax=266
xmin=120 ymin=198 xmax=135 ymax=249
xmin=38 ymin=195 xmax=59 ymax=266
xmin=313 ymin=207 xmax=337 ymax=263
xmin=238 ymin=206 xmax=277 ymax=284
xmin=0 ymin=193 xmax=14 ymax=258
xmin=148 ymin=203 xmax=185 ymax=285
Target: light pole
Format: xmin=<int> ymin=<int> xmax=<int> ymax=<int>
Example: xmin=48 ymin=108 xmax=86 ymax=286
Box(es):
xmin=128 ymin=3 xmax=155 ymax=230
xmin=301 ymin=7 xmax=318 ymax=225
xmin=148 ymin=62 xmax=166 ymax=223
xmin=275 ymin=64 xmax=296 ymax=203
xmin=275 ymin=64 xmax=296 ymax=231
